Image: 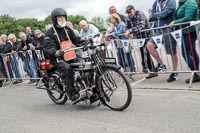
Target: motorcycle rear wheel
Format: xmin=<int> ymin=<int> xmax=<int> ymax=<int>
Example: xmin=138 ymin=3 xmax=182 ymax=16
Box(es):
xmin=46 ymin=76 xmax=68 ymax=105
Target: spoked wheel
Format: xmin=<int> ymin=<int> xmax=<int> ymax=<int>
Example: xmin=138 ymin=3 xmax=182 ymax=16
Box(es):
xmin=97 ymin=65 xmax=132 ymax=111
xmin=46 ymin=76 xmax=68 ymax=105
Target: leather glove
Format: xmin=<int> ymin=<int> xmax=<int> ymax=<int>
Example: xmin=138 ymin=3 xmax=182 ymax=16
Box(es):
xmin=80 ymin=38 xmax=87 ymax=44
xmin=77 ymin=39 xmax=87 ymax=47
xmin=55 ymin=50 xmax=64 ymax=57
xmin=82 ymin=44 xmax=88 ymax=51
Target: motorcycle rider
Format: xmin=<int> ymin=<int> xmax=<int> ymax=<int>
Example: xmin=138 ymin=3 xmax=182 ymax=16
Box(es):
xmin=44 ymin=8 xmax=85 ymax=102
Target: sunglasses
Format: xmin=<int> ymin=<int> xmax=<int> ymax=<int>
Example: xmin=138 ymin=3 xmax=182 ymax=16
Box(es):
xmin=127 ymin=11 xmax=132 ymax=14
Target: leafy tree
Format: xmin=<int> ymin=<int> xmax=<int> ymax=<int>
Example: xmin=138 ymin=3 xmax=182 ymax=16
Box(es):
xmin=16 ymin=18 xmax=45 ymax=32
xmin=44 ymin=15 xmax=51 ymax=25
xmin=91 ymin=16 xmax=104 ymax=28
xmin=91 ymin=16 xmax=106 ymax=32
xmin=0 ymin=14 xmax=106 ymax=38
xmin=67 ymin=15 xmax=87 ymax=31
xmin=0 ymin=15 xmax=46 ymax=37
xmin=0 ymin=15 xmax=16 ymax=35
xmin=68 ymin=15 xmax=86 ymax=25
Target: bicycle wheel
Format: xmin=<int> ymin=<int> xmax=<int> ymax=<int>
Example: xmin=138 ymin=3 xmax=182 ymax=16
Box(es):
xmin=46 ymin=76 xmax=68 ymax=105
xmin=97 ymin=65 xmax=132 ymax=111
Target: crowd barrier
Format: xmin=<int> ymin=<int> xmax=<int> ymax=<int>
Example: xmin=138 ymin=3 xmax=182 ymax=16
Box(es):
xmin=0 ymin=21 xmax=200 ymax=88
xmin=105 ymin=21 xmax=200 ymax=87
xmin=0 ymin=50 xmax=44 ymax=87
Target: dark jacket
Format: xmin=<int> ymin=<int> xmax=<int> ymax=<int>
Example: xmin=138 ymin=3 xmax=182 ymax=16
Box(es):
xmin=27 ymin=32 xmax=37 ymax=42
xmin=21 ymin=37 xmax=36 ymax=50
xmin=44 ymin=25 xmax=82 ymax=62
xmin=13 ymin=40 xmax=23 ymax=52
xmin=19 ymin=37 xmax=36 ymax=60
xmin=174 ymin=0 xmax=198 ymax=34
xmin=118 ymin=13 xmax=127 ymax=24
xmin=149 ymin=0 xmax=176 ymax=27
xmin=0 ymin=41 xmax=12 ymax=54
xmin=126 ymin=10 xmax=151 ymax=38
xmin=35 ymin=35 xmax=46 ymax=50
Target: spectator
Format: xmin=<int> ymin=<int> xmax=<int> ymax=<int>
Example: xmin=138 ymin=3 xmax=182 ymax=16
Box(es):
xmin=26 ymin=26 xmax=37 ymax=41
xmin=109 ymin=6 xmax=127 ymax=23
xmin=66 ymin=21 xmax=79 ymax=36
xmin=196 ymin=0 xmax=200 ymax=19
xmin=35 ymin=29 xmax=45 ymax=50
xmin=79 ymin=20 xmax=100 ymax=38
xmin=0 ymin=36 xmax=5 ymax=86
xmin=19 ymin=32 xmax=38 ymax=84
xmin=0 ymin=34 xmax=12 ymax=54
xmin=104 ymin=23 xmax=115 ymax=46
xmin=0 ymin=34 xmax=14 ymax=79
xmin=46 ymin=24 xmax=53 ymax=31
xmin=106 ymin=13 xmax=136 ymax=72
xmin=79 ymin=20 xmax=105 ymax=59
xmin=125 ymin=5 xmax=157 ymax=78
xmin=0 ymin=37 xmax=4 ymax=86
xmin=169 ymin=0 xmax=200 ymax=83
xmin=147 ymin=0 xmax=179 ymax=82
xmin=34 ymin=29 xmax=45 ymax=71
xmin=0 ymin=36 xmax=5 ymax=72
xmin=8 ymin=34 xmax=23 ymax=84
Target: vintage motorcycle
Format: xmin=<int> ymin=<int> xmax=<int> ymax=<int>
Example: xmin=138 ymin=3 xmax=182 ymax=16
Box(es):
xmin=39 ymin=35 xmax=132 ymax=111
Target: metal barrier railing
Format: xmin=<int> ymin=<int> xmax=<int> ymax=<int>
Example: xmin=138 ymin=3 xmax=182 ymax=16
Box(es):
xmin=0 ymin=50 xmax=44 ymax=87
xmin=104 ymin=21 xmax=200 ymax=87
xmin=0 ymin=21 xmax=200 ymax=88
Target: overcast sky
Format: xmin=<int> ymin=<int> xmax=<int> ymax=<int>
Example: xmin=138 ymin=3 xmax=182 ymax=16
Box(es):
xmin=0 ymin=0 xmax=156 ymax=21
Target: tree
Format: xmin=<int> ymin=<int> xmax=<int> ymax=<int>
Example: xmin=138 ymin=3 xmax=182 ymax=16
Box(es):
xmin=91 ymin=16 xmax=104 ymax=28
xmin=0 ymin=15 xmax=16 ymax=35
xmin=68 ymin=15 xmax=87 ymax=31
xmin=0 ymin=14 xmax=106 ymax=38
xmin=44 ymin=15 xmax=51 ymax=25
xmin=91 ymin=16 xmax=106 ymax=32
xmin=0 ymin=15 xmax=46 ymax=37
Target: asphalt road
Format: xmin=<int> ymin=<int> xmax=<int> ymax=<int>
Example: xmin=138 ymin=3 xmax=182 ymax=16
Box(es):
xmin=0 ymin=85 xmax=200 ymax=133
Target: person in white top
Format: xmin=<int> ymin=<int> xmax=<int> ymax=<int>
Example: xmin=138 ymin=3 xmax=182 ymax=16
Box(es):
xmin=79 ymin=20 xmax=100 ymax=38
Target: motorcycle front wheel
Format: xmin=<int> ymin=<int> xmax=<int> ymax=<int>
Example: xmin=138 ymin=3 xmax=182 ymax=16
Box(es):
xmin=97 ymin=65 xmax=132 ymax=111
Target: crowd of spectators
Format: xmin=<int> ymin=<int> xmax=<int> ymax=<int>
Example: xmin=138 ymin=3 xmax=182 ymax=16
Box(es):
xmin=0 ymin=0 xmax=200 ymax=86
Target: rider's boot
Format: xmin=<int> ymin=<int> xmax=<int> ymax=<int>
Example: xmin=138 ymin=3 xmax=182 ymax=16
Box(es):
xmin=90 ymin=94 xmax=99 ymax=104
xmin=71 ymin=93 xmax=81 ymax=102
xmin=68 ymin=88 xmax=81 ymax=104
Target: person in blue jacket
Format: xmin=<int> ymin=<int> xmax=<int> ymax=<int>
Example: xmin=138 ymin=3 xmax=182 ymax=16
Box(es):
xmin=147 ymin=0 xmax=179 ymax=82
xmin=106 ymin=13 xmax=136 ymax=73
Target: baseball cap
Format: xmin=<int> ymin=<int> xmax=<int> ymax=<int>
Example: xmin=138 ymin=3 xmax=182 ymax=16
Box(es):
xmin=126 ymin=5 xmax=135 ymax=13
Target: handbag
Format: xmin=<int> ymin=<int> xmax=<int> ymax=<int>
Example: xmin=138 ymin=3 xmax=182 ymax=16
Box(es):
xmin=60 ymin=40 xmax=76 ymax=61
xmin=53 ymin=26 xmax=76 ymax=61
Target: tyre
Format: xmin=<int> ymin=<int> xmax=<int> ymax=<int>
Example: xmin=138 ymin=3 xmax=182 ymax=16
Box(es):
xmin=46 ymin=75 xmax=67 ymax=105
xmin=0 ymin=80 xmax=3 ymax=87
xmin=97 ymin=65 xmax=132 ymax=111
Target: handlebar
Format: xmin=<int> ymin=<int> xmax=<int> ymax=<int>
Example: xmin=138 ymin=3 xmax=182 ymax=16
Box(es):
xmin=63 ymin=33 xmax=104 ymax=53
xmin=64 ymin=42 xmax=105 ymax=53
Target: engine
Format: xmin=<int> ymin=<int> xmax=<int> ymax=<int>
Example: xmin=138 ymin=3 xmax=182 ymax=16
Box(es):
xmin=73 ymin=71 xmax=94 ymax=101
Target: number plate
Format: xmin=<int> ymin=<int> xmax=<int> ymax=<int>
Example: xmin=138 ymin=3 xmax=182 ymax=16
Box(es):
xmin=104 ymin=58 xmax=116 ymax=64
